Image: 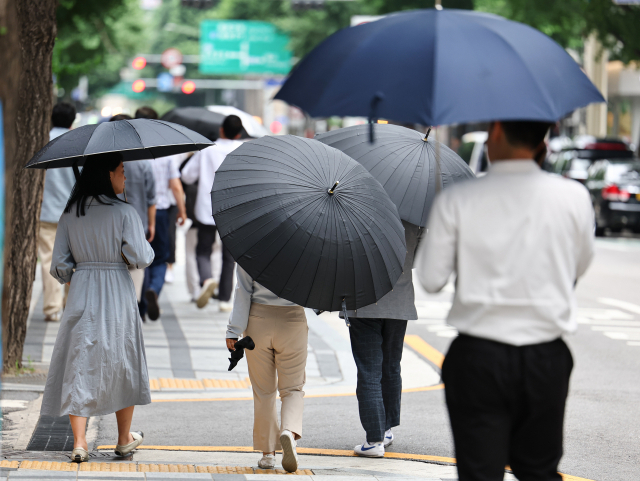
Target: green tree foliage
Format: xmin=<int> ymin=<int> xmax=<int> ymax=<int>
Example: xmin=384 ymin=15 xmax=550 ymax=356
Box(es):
xmin=369 ymin=0 xmax=473 ymax=14
xmin=53 ymin=0 xmax=145 ymax=95
xmin=475 ymin=0 xmax=640 ymax=61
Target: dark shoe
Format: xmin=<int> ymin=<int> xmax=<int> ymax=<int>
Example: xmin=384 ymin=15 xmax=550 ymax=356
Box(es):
xmin=145 ymin=290 xmax=160 ymax=321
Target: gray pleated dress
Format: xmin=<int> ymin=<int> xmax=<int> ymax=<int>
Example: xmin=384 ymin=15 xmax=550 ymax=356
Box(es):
xmin=41 ymin=197 xmax=155 ymax=417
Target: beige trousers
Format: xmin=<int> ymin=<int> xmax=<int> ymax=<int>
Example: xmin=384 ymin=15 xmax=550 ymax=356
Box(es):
xmin=38 ymin=222 xmax=68 ymax=317
xmin=245 ymin=303 xmax=308 ymax=453
xmin=129 ymin=267 xmax=145 ymax=302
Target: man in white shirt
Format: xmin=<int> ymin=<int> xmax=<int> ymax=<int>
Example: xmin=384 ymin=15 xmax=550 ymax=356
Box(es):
xmin=181 ymin=115 xmax=243 ymax=312
xmin=417 ymin=120 xmax=595 ymax=481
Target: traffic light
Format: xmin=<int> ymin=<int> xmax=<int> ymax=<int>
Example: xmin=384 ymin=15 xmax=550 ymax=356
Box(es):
xmin=132 ymin=80 xmax=146 ymax=93
xmin=181 ymin=0 xmax=217 ymax=8
xmin=181 ymin=81 xmax=196 ymax=94
xmin=291 ymin=0 xmax=325 ymax=10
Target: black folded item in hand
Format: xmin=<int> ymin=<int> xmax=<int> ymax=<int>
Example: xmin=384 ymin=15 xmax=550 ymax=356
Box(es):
xmin=228 ymin=336 xmax=256 ymax=371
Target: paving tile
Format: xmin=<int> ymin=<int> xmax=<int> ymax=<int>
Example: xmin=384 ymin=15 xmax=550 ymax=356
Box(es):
xmin=144 ymin=474 xmax=213 ymax=480
xmin=77 ymin=474 xmax=144 ymax=480
xmin=209 ymin=475 xmax=247 ymax=481
xmin=10 ymin=469 xmax=76 ymax=479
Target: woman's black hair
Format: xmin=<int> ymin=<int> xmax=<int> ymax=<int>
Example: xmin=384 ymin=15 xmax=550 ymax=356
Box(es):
xmin=64 ymin=153 xmax=125 ymax=217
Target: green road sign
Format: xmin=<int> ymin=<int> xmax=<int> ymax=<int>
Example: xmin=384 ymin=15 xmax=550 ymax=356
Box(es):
xmin=199 ymin=20 xmax=292 ymax=75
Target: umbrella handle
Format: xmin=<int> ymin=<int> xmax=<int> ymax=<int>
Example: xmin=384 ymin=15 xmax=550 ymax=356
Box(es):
xmin=72 ymin=162 xmax=80 ymax=181
xmin=368 ymin=92 xmax=385 ymax=143
xmin=342 ymin=298 xmax=350 ymax=328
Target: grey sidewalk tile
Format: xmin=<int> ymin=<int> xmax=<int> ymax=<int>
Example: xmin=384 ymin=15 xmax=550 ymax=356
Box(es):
xmin=210 ymin=475 xmax=246 ymax=481
xmin=9 ymin=470 xmax=76 ymax=480
xmin=246 ymin=476 xmax=311 ymax=481
xmin=77 ymin=473 xmax=144 ymax=480
xmin=144 ymin=474 xmax=213 ymax=480
xmin=308 ymin=476 xmax=377 ymax=481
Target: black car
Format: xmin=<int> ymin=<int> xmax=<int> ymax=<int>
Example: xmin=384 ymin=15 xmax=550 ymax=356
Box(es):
xmin=544 ymin=139 xmax=634 ymax=184
xmin=586 ymin=159 xmax=640 ymax=235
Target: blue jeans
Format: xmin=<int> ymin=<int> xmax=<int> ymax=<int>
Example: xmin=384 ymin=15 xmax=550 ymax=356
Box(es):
xmin=349 ymin=318 xmax=408 ymax=443
xmin=140 ymin=209 xmax=170 ymax=316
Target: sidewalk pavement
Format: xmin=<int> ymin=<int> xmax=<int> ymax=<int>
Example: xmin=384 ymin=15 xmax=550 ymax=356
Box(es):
xmin=2 ymin=230 xmax=592 ymax=481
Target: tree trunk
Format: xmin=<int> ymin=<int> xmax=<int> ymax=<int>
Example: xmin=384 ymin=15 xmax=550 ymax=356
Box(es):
xmin=0 ymin=0 xmax=57 ymax=371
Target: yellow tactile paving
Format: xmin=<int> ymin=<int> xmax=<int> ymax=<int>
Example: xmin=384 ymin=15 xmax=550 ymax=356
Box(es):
xmin=150 ymin=377 xmax=251 ymax=390
xmin=0 ymin=461 xmax=20 ymax=469
xmin=79 ymin=462 xmax=136 ymax=472
xmin=19 ymin=461 xmax=78 ymax=471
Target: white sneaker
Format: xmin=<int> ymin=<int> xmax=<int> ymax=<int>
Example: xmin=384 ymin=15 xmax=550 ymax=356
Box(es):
xmin=280 ymin=429 xmax=299 ymax=473
xmin=219 ymin=300 xmax=233 ymax=313
xmin=196 ymin=279 xmax=218 ymax=309
xmin=164 ymin=269 xmax=174 ymax=284
xmin=354 ymin=440 xmax=384 ymax=457
xmin=384 ymin=429 xmax=393 ymax=447
xmin=258 ymin=453 xmax=276 ymax=469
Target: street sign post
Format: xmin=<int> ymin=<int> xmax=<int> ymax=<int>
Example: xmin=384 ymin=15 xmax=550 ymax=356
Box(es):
xmin=199 ymin=20 xmax=292 ymax=75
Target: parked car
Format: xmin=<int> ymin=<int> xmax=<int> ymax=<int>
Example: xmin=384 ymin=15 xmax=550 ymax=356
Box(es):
xmin=544 ymin=139 xmax=633 ymax=184
xmin=457 ymin=131 xmax=488 ymax=175
xmin=586 ymin=158 xmax=640 ymax=235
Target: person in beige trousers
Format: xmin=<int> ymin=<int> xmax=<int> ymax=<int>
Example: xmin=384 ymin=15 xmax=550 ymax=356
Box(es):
xmin=39 ymin=103 xmax=77 ymax=322
xmin=226 ymin=266 xmax=307 ymax=473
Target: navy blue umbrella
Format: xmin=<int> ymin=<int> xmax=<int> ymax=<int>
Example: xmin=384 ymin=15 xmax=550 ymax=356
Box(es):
xmin=275 ymin=9 xmax=605 ymax=126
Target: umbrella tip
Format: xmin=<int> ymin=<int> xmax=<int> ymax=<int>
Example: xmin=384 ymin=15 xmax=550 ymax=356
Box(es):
xmin=328 ymin=181 xmax=340 ymax=195
xmin=424 ymin=127 xmax=431 ymax=141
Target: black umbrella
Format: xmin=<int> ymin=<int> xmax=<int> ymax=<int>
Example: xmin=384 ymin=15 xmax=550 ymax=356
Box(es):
xmin=211 ymin=135 xmax=406 ymax=313
xmin=161 ymin=107 xmax=251 ymax=141
xmin=26 ymin=119 xmax=213 ymax=175
xmin=316 ymin=124 xmax=475 ymax=227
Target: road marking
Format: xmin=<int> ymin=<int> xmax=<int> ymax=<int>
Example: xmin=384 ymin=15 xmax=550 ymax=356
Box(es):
xmin=88 ymin=446 xmax=595 ymax=480
xmin=149 ymin=378 xmax=251 ymax=391
xmin=150 ymin=384 xmax=445 ymax=403
xmin=598 ymin=298 xmax=640 ymax=315
xmin=0 ymin=400 xmax=28 ymax=409
xmin=404 ymin=335 xmax=445 ymax=368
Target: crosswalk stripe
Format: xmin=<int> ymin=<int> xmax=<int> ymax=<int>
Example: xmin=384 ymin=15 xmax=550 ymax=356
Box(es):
xmin=598 ymin=297 xmax=640 ymax=315
xmin=404 ymin=335 xmax=445 ymax=368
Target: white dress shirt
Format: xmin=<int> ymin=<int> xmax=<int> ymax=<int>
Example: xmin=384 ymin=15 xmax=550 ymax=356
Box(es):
xmin=150 ymin=154 xmax=184 ymax=210
xmin=226 ymin=266 xmax=297 ymax=339
xmin=416 ymin=160 xmax=595 ymax=346
xmin=181 ymin=139 xmax=243 ymax=225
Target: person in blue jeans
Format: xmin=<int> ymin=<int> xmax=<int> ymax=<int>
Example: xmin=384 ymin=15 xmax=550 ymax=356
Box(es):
xmin=342 ymin=221 xmax=423 ymax=457
xmin=135 ymin=107 xmax=187 ymax=321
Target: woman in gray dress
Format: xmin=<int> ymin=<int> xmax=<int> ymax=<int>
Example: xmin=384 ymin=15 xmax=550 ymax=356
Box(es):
xmin=40 ymin=154 xmax=154 ymax=463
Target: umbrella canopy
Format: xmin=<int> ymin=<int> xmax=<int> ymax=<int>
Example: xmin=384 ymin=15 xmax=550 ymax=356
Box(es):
xmin=275 ymin=9 xmax=605 ymax=126
xmin=26 ymin=119 xmax=213 ymax=170
xmin=211 ymin=135 xmax=406 ymax=312
xmin=161 ymin=106 xmax=268 ymax=141
xmin=316 ymin=124 xmax=475 ymax=227
xmin=206 ymin=105 xmax=270 ymax=138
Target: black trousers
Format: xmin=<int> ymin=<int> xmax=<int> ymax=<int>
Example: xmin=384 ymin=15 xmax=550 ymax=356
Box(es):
xmin=349 ymin=318 xmax=408 ymax=443
xmin=442 ymin=334 xmax=573 ymax=481
xmin=166 ymin=204 xmax=178 ymax=265
xmin=195 ymin=224 xmax=235 ymax=302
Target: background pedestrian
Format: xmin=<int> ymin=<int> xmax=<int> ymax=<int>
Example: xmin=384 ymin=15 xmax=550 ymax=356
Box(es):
xmin=110 ymin=113 xmax=156 ymax=304
xmin=38 ymin=102 xmax=77 ymax=322
xmin=40 ymin=153 xmax=154 ymax=463
xmin=345 ymin=220 xmax=423 ymax=457
xmin=226 ymin=266 xmax=307 ymax=473
xmin=135 ymin=107 xmax=187 ymax=321
xmin=417 ymin=120 xmax=595 ymax=481
xmin=182 ymin=115 xmax=243 ymax=311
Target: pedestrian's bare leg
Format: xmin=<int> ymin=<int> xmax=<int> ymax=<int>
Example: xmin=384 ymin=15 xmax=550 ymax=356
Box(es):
xmin=115 ymin=406 xmax=135 ymax=445
xmin=69 ymin=415 xmax=88 ymax=450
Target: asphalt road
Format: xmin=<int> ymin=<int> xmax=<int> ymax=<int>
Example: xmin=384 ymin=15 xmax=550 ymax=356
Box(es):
xmin=91 ymin=237 xmax=640 ymax=481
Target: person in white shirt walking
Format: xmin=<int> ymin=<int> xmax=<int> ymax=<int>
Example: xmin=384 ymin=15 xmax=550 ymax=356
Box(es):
xmin=417 ymin=120 xmax=595 ymax=481
xmin=181 ymin=115 xmax=243 ymax=312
